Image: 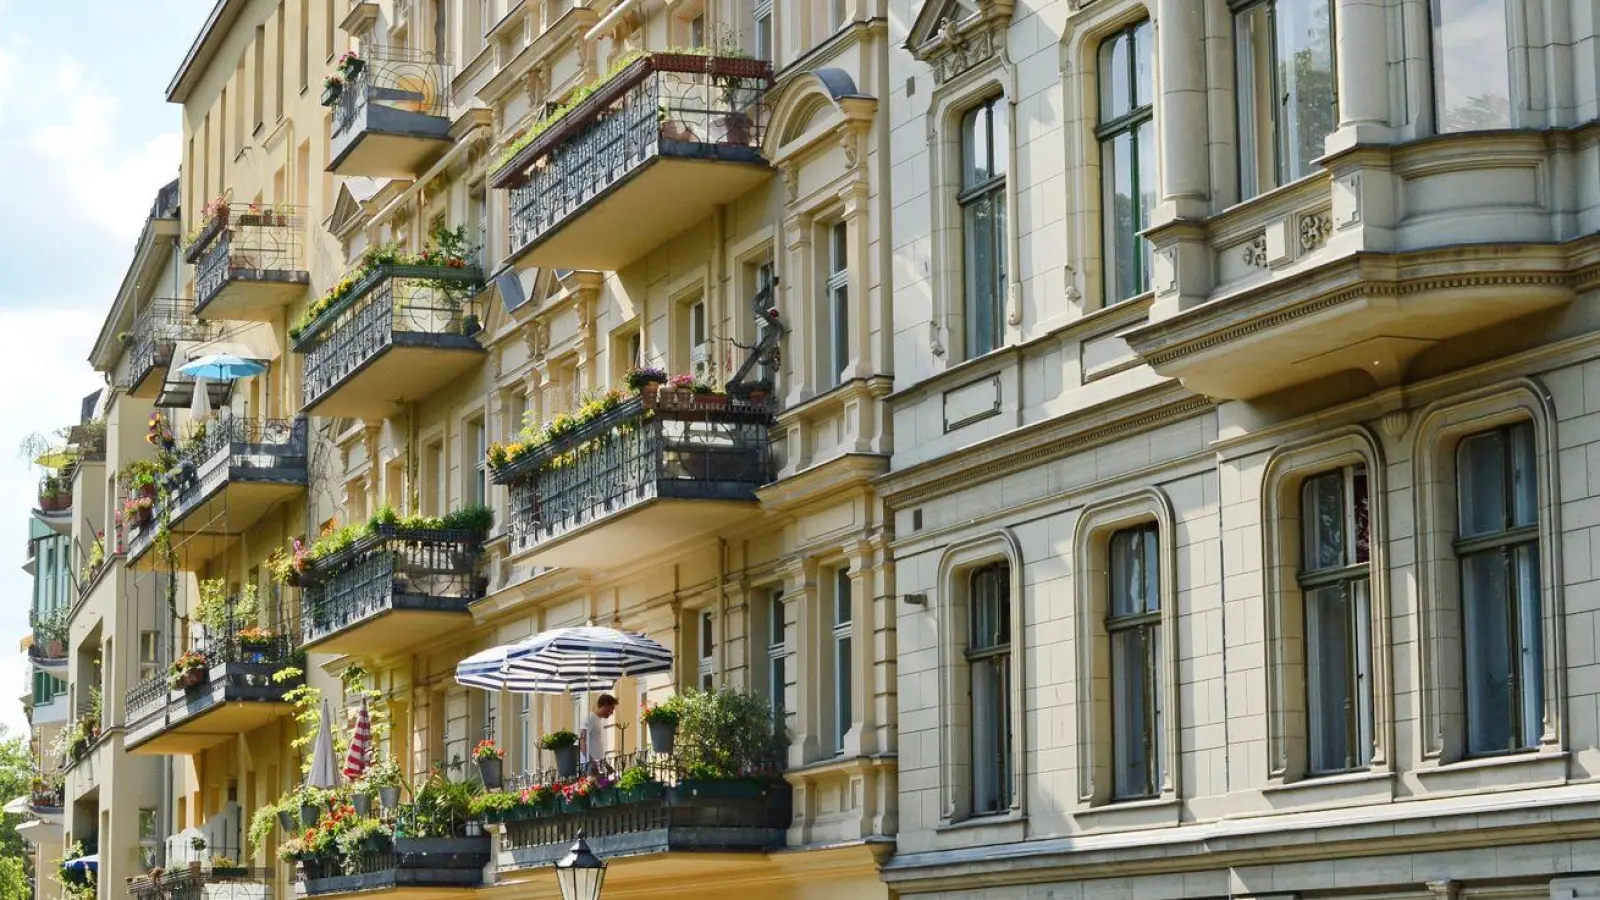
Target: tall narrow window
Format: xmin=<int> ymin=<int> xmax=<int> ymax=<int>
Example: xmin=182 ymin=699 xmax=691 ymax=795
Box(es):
xmin=832 ymin=566 xmax=853 ymax=753
xmin=299 ymin=0 xmax=309 ymax=91
xmin=1234 ymin=0 xmax=1337 ymax=199
xmin=826 ymin=221 xmax=850 ymax=387
xmin=698 ymin=610 xmax=715 ymax=691
xmin=1457 ymin=422 xmax=1541 ymax=756
xmin=275 ymin=2 xmax=286 ymax=121
xmin=767 ymin=589 xmax=786 ymax=731
xmin=832 ymin=0 xmax=848 ymax=31
xmin=518 ymin=693 xmax=534 ymax=773
xmin=689 ymin=299 xmax=709 ymax=380
xmin=754 ymin=0 xmax=774 ymax=60
xmin=688 ymin=13 xmax=706 ymax=47
xmin=968 ymin=563 xmax=1012 ymax=814
xmin=254 ymin=25 xmax=266 ymax=130
xmin=1299 ymin=466 xmax=1373 ymax=774
xmin=482 ymin=689 xmax=497 ymax=741
xmin=1431 ymin=0 xmax=1511 ymax=132
xmin=960 ymin=97 xmax=1006 ymax=356
xmin=1097 ymin=21 xmax=1154 ymax=306
xmin=326 ymin=0 xmax=336 ymax=60
xmin=1108 ymin=524 xmax=1161 ymax=800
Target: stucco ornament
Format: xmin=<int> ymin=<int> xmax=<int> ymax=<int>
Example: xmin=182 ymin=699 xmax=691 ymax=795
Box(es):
xmin=907 ymin=0 xmax=1017 ymax=86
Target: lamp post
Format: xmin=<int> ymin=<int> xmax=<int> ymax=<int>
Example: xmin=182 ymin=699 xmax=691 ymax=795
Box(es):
xmin=554 ymin=831 xmax=606 ymax=900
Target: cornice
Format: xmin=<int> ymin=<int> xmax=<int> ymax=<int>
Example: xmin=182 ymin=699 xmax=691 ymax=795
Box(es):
xmin=876 ymin=383 xmax=1213 ymax=508
xmin=905 ymin=0 xmax=1017 ymax=86
xmin=1126 ymin=244 xmax=1598 ymax=369
xmin=757 ymin=453 xmax=889 ymax=513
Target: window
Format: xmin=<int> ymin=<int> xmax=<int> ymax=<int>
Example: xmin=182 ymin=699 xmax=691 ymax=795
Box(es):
xmin=754 ymin=0 xmax=774 ymax=60
xmin=139 ymin=631 xmax=160 ymax=683
xmin=767 ymin=589 xmax=786 ymax=731
xmin=276 ymin=2 xmax=286 ymax=121
xmin=689 ymin=13 xmax=705 ymax=47
xmin=967 ymin=564 xmax=1012 ymax=814
xmin=299 ymin=0 xmax=309 ymax=91
xmin=469 ymin=418 xmax=487 ymax=507
xmin=689 ymin=299 xmax=709 ymax=380
xmin=827 ymin=221 xmax=850 ymax=387
xmin=1098 ymin=21 xmax=1154 ymax=305
xmin=1108 ymin=525 xmax=1161 ymax=799
xmin=833 ymin=0 xmax=848 ymax=31
xmin=1431 ymin=0 xmax=1511 ymax=132
xmin=518 ymin=694 xmax=534 ymax=772
xmin=482 ymin=688 xmax=497 ymax=741
xmin=831 ymin=567 xmax=853 ymax=753
xmin=698 ymin=610 xmax=715 ymax=691
xmin=139 ymin=808 xmax=161 ymax=870
xmin=959 ymin=97 xmax=1007 ymax=356
xmin=326 ymin=0 xmax=336 ymax=60
xmin=1456 ymin=422 xmax=1541 ymax=756
xmin=1234 ymin=0 xmax=1337 ymax=199
xmin=1299 ymin=466 xmax=1373 ymax=774
xmin=254 ymin=25 xmax=266 ymax=130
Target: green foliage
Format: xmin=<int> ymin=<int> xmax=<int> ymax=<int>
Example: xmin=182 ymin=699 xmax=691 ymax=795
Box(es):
xmin=538 ymin=730 xmax=577 ymax=750
xmin=301 ymin=505 xmax=494 ymax=564
xmin=355 ymin=754 xmax=404 ymax=792
xmin=672 ymin=688 xmax=785 ymax=780
xmin=408 ymin=769 xmax=481 ymax=838
xmin=0 ymin=727 xmax=33 ymax=874
xmin=195 ymin=579 xmax=259 ymax=632
xmin=0 ymin=855 xmax=29 ymax=900
xmin=466 ymin=790 xmax=518 ymax=819
xmin=289 ymin=224 xmax=479 ymax=341
xmin=615 ymin=765 xmax=657 ymax=793
xmin=247 ymin=797 xmax=286 ymax=855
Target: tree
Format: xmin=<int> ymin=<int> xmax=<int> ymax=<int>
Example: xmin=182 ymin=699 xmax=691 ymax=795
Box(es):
xmin=0 ymin=856 xmax=28 ymax=900
xmin=0 ymin=725 xmax=36 ymax=887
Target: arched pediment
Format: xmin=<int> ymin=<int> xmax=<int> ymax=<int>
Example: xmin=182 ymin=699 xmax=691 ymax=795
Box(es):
xmin=765 ymin=68 xmax=875 ymax=157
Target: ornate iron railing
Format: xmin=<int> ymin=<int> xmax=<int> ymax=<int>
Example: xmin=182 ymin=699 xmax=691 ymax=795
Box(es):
xmin=122 ymin=299 xmax=219 ymax=392
xmin=500 ymin=54 xmax=773 ymax=253
xmin=28 ymin=780 xmax=63 ymax=811
xmin=300 ymin=526 xmax=485 ymax=647
xmin=296 ymin=265 xmax=485 ymax=408
xmin=494 ymin=394 xmax=771 ymax=554
xmin=126 ymin=416 xmax=309 ymax=559
xmin=128 ymin=867 xmax=273 ymax=900
xmin=188 ymin=204 xmax=309 ymax=314
xmin=299 ymin=837 xmax=490 ymax=896
xmin=332 ymin=45 xmax=451 ymax=137
xmin=125 ymin=606 xmax=300 ymax=740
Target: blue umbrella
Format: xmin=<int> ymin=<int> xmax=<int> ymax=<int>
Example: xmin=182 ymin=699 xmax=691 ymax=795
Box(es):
xmin=178 ymin=352 xmax=266 ymax=381
xmin=456 ymin=626 xmax=673 ymax=694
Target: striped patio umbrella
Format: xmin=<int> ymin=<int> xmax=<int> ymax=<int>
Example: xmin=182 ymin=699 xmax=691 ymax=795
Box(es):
xmin=455 ymin=626 xmax=673 ymax=694
xmin=343 ymin=700 xmax=370 ymax=782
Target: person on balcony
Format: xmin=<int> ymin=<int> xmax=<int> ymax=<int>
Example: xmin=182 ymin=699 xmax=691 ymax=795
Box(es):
xmin=580 ymin=693 xmax=617 ymax=772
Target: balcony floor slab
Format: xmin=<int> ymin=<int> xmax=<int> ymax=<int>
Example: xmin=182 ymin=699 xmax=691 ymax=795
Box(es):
xmin=195 ymin=274 xmax=309 ymax=322
xmin=516 ymin=497 xmax=760 ymax=569
xmin=511 ymin=155 xmax=771 ymax=271
xmin=305 ymin=339 xmax=485 ymax=419
xmin=303 ymin=602 xmax=473 ymax=656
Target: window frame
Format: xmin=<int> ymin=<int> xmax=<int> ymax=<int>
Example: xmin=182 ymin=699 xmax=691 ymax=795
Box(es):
xmin=1230 ymin=0 xmax=1339 ymax=199
xmin=1106 ymin=523 xmax=1162 ymax=801
xmin=965 ymin=562 xmax=1013 ymax=815
xmin=1428 ymin=0 xmax=1514 ymax=134
xmin=1453 ymin=421 xmax=1542 ymax=757
xmin=826 ymin=220 xmax=850 ymax=387
xmin=1094 ymin=20 xmax=1154 ymax=307
xmin=698 ymin=609 xmax=715 ymax=691
xmin=767 ymin=588 xmax=787 ymax=732
xmin=754 ymin=0 xmax=774 ymax=60
xmin=831 ymin=565 xmax=853 ymax=755
xmin=958 ymin=95 xmax=1007 ymax=357
xmin=1296 ymin=465 xmax=1375 ymax=775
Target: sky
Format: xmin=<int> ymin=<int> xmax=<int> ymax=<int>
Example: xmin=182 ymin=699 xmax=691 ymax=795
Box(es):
xmin=0 ymin=0 xmax=216 ymax=739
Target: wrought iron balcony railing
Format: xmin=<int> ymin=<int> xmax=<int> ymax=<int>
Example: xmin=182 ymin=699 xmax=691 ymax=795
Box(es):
xmin=186 ymin=204 xmax=309 ymax=317
xmin=125 ymin=416 xmax=309 ymax=562
xmin=128 ymin=866 xmax=272 ymax=900
xmin=121 ymin=299 xmax=220 ymax=394
xmin=493 ymin=394 xmax=772 ymax=557
xmin=497 ymin=54 xmax=774 ymax=259
xmin=299 ymin=526 xmax=486 ymax=649
xmin=299 ymin=836 xmax=491 ymax=896
xmin=295 ymin=264 xmax=485 ymax=412
xmin=28 ymin=781 xmax=64 ymax=812
xmin=329 ymin=45 xmax=452 ymax=158
xmin=125 ymin=610 xmax=301 ymax=749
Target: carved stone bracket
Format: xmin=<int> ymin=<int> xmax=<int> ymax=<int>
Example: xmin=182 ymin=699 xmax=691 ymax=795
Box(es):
xmin=1243 ymin=234 xmax=1269 ymax=268
xmin=1299 ymin=210 xmax=1333 ymax=253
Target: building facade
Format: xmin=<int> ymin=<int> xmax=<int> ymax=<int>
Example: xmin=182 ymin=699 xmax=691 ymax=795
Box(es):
xmin=881 ymin=2 xmax=1600 ymax=900
xmin=16 ymin=0 xmax=1600 ymax=899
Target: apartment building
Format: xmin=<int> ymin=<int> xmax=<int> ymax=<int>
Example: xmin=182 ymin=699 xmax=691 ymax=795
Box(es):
xmin=17 ymin=507 xmax=74 ymax=900
xmin=881 ymin=2 xmax=1600 ymax=900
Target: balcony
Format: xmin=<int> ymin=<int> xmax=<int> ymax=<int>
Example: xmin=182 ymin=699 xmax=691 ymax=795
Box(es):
xmin=129 ymin=867 xmax=272 ymax=900
xmin=295 ymin=264 xmax=486 ymax=418
xmin=121 ymin=299 xmax=220 ymax=399
xmin=328 ymin=47 xmax=454 ymax=178
xmin=496 ymin=752 xmax=789 ymax=874
xmin=125 ymin=417 xmax=308 ymax=570
xmin=299 ymin=526 xmax=486 ymax=655
xmin=156 ymin=372 xmax=235 ymax=411
xmin=494 ymin=53 xmax=774 ymax=271
xmin=36 ymin=474 xmax=71 ymax=528
xmin=124 ymin=615 xmax=301 ymax=755
xmin=300 ymin=837 xmax=491 ymax=897
xmin=492 ymin=393 xmax=772 ymax=568
xmin=186 ymin=204 xmax=310 ymax=321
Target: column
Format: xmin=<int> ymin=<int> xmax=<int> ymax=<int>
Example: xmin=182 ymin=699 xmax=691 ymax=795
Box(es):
xmin=1154 ymin=0 xmax=1211 ymax=220
xmin=778 ymin=557 xmax=818 ymax=767
xmin=781 ymin=210 xmax=814 ymax=405
xmin=1329 ymin=0 xmax=1394 ymax=150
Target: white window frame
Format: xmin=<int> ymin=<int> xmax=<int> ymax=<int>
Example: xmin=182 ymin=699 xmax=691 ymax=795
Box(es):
xmin=767 ymin=588 xmax=786 ymax=731
xmin=518 ymin=693 xmax=534 ymax=773
xmin=958 ymin=96 xmax=1007 ymax=356
xmin=831 ymin=566 xmax=853 ymax=754
xmin=826 ymin=221 xmax=849 ymax=388
xmin=1232 ymin=0 xmax=1338 ymax=199
xmin=754 ymin=0 xmax=774 ymax=60
xmin=698 ymin=610 xmax=715 ymax=691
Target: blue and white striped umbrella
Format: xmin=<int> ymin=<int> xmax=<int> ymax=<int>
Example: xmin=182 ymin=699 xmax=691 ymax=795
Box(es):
xmin=455 ymin=626 xmax=673 ymax=694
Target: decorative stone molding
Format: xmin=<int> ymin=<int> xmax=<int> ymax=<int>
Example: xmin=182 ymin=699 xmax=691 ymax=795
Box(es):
xmin=1243 ymin=234 xmax=1269 ymax=268
xmin=905 ymin=0 xmax=1017 ymax=86
xmin=1298 ymin=210 xmax=1333 ymax=252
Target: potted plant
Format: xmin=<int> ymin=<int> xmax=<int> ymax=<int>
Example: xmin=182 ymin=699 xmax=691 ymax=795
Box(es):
xmin=365 ymin=755 xmax=405 ymax=809
xmin=473 ymin=738 xmax=503 ymax=789
xmin=742 ymin=377 xmax=774 ymax=405
xmin=460 ymin=312 xmax=481 ymax=337
xmin=640 ymin=697 xmax=681 ymax=756
xmin=336 ymin=50 xmax=364 ymax=80
xmin=321 ymin=74 xmax=343 ymax=106
xmin=539 ymin=730 xmax=580 ymax=779
xmin=518 ymin=783 xmax=555 ymax=818
xmin=467 ymin=790 xmax=518 ymax=824
xmin=626 ymin=366 xmax=668 ymax=403
xmin=236 ymin=626 xmax=275 ymax=659
xmin=168 ymin=651 xmax=210 ymax=691
xmin=351 ymin=789 xmax=373 ymax=817
xmin=559 ymin=774 xmax=599 ymax=812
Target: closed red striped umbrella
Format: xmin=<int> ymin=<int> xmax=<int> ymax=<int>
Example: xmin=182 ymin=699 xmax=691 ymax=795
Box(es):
xmin=343 ymin=700 xmax=370 ymax=783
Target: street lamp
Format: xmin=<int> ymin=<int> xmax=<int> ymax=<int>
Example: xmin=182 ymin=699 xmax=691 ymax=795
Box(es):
xmin=554 ymin=831 xmax=606 ymax=900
